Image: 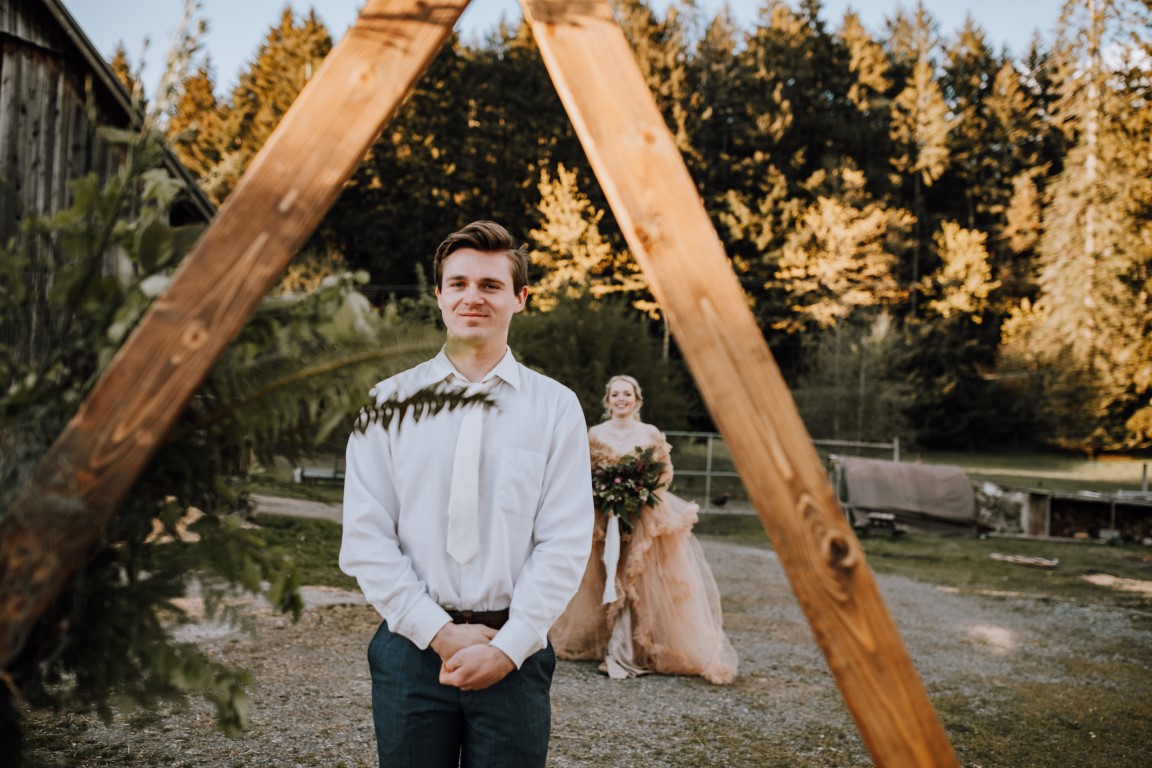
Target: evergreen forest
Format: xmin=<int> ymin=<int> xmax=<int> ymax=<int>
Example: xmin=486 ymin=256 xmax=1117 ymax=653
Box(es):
xmin=147 ymin=0 xmax=1152 ymax=453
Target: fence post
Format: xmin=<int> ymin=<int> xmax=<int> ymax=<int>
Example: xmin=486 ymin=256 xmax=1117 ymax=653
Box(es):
xmin=893 ymin=437 xmax=900 ymax=463
xmin=704 ymin=434 xmax=714 ymax=513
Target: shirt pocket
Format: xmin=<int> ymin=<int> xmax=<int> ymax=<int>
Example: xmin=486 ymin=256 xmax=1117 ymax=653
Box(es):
xmin=495 ymin=447 xmax=547 ymax=520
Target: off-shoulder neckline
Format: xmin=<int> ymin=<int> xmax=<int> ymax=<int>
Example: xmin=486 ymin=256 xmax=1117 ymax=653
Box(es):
xmin=588 ymin=433 xmax=670 ymax=459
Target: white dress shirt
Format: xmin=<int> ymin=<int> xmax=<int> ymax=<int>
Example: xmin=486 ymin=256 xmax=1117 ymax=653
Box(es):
xmin=340 ymin=347 xmax=594 ymax=668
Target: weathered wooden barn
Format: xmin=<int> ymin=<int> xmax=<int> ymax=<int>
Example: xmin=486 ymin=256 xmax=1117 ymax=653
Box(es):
xmin=1 ymin=0 xmax=213 ymax=368
xmin=0 ymin=0 xmax=212 ymax=245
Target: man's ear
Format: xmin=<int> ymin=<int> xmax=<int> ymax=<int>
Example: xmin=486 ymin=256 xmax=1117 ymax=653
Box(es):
xmin=514 ymin=286 xmax=529 ymax=312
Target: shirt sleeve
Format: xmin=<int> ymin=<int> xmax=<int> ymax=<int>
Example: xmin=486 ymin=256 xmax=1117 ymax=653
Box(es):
xmin=490 ymin=389 xmax=595 ymax=667
xmin=339 ymin=412 xmax=451 ymax=650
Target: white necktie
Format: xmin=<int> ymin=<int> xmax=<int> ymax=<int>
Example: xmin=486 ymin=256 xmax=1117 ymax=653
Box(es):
xmin=446 ymin=382 xmax=489 ymax=564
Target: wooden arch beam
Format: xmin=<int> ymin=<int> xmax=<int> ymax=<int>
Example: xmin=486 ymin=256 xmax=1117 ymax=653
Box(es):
xmin=0 ymin=0 xmax=959 ymax=765
xmin=523 ymin=2 xmax=959 ymax=765
xmin=522 ymin=2 xmax=959 ymax=764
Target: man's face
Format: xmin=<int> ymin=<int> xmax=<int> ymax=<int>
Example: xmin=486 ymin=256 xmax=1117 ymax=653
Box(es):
xmin=436 ymin=248 xmax=528 ymax=346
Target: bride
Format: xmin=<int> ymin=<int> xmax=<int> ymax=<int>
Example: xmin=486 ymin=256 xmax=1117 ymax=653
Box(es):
xmin=550 ymin=375 xmax=737 ymax=684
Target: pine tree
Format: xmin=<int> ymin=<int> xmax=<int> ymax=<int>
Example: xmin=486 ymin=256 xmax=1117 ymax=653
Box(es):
xmin=939 ymin=18 xmax=1004 ymax=231
xmin=921 ymin=221 xmax=1000 ymax=322
xmin=682 ymin=5 xmax=741 ymax=196
xmin=529 ymin=165 xmax=651 ymax=313
xmin=529 ymin=165 xmax=614 ymax=311
xmin=203 ymin=8 xmax=332 ymax=204
xmin=770 ymin=165 xmax=911 ymax=334
xmin=164 ymin=61 xmax=220 ymax=180
xmin=614 ymin=0 xmax=692 ymax=153
xmin=735 ymin=0 xmax=860 ymax=186
xmin=720 ymin=0 xmax=848 ymax=350
xmin=987 ymin=59 xmax=1049 ymax=287
xmin=1000 ymin=171 xmax=1042 ymax=296
xmin=837 ymin=11 xmax=893 ymax=189
xmin=886 ymin=3 xmax=951 ymax=313
xmin=1024 ymin=0 xmax=1150 ymax=449
xmin=460 ymin=20 xmax=586 ymax=227
xmin=324 ymin=32 xmax=470 ymax=289
xmin=987 ymin=59 xmax=1049 ymax=186
xmin=109 ymin=42 xmax=140 ymax=98
xmin=1118 ymin=0 xmax=1152 ymax=444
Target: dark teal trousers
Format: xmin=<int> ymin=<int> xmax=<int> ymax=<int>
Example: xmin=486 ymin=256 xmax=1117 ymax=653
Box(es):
xmin=368 ymin=621 xmax=554 ymax=768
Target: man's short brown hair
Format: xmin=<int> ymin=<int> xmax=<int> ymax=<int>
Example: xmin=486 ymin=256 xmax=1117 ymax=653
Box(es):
xmin=433 ymin=221 xmax=529 ymax=294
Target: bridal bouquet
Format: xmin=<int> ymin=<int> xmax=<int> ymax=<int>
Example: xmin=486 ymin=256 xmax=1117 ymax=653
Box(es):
xmin=592 ymin=446 xmax=666 ymax=532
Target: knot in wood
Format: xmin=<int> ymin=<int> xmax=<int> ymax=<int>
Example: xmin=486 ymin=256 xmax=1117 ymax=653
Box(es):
xmin=821 ymin=530 xmax=859 ymax=573
xmin=181 ymin=321 xmax=208 ymax=350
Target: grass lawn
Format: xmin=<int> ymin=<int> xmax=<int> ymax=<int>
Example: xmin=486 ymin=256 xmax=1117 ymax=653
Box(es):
xmin=250 ymin=475 xmax=344 ymax=504
xmin=253 ymin=513 xmax=358 ymax=591
xmin=695 ymin=513 xmax=1152 ymax=613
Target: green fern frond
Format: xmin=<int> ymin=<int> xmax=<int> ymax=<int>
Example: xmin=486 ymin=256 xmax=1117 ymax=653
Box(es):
xmin=181 ymin=333 xmax=440 ymax=442
xmin=354 ymin=383 xmax=494 ymax=434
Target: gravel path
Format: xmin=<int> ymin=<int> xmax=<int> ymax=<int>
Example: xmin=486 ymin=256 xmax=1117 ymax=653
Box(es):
xmin=23 ymin=535 xmax=1151 ymax=767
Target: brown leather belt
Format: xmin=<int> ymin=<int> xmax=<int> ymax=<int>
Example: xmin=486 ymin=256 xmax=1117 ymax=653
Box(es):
xmin=445 ymin=608 xmax=509 ymax=630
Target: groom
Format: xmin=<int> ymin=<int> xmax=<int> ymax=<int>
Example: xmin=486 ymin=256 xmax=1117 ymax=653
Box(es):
xmin=340 ymin=220 xmax=593 ymax=767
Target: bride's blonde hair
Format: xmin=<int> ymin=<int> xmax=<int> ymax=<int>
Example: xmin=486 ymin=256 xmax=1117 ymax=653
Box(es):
xmin=601 ymin=374 xmax=643 ymax=422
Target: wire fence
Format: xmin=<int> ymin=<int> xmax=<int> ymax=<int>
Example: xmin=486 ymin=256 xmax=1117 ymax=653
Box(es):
xmin=664 ymin=431 xmax=900 ymax=514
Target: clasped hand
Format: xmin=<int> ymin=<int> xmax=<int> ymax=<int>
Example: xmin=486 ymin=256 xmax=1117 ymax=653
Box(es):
xmin=430 ymin=622 xmax=515 ymax=691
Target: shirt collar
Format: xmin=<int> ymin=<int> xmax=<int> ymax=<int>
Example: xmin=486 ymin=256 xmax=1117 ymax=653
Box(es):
xmin=429 ymin=346 xmax=522 ymax=391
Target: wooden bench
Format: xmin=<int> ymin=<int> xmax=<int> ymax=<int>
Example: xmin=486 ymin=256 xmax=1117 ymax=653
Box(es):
xmin=294 ymin=464 xmax=345 ymax=484
xmin=854 ymin=511 xmax=907 ymax=539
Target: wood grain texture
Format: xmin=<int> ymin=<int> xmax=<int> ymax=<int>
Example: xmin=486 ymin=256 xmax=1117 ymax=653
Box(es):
xmin=0 ymin=0 xmax=470 ymax=668
xmin=521 ymin=1 xmax=961 ymax=765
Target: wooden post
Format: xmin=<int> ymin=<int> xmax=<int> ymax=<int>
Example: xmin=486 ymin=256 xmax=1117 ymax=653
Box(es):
xmin=522 ymin=1 xmax=960 ymax=765
xmin=0 ymin=0 xmax=471 ymax=669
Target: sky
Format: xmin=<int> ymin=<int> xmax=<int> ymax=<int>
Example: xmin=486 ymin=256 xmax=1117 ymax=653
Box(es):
xmin=69 ymin=0 xmax=1066 ymax=97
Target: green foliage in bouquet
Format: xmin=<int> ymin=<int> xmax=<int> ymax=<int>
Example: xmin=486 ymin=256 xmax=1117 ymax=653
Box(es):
xmin=591 ymin=445 xmax=667 ymax=532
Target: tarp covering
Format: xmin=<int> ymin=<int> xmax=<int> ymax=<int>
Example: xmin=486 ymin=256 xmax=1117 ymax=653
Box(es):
xmin=839 ymin=457 xmax=975 ymax=530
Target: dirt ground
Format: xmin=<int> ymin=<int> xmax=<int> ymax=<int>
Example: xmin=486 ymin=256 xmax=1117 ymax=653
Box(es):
xmin=22 ymin=535 xmax=1152 ymax=767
